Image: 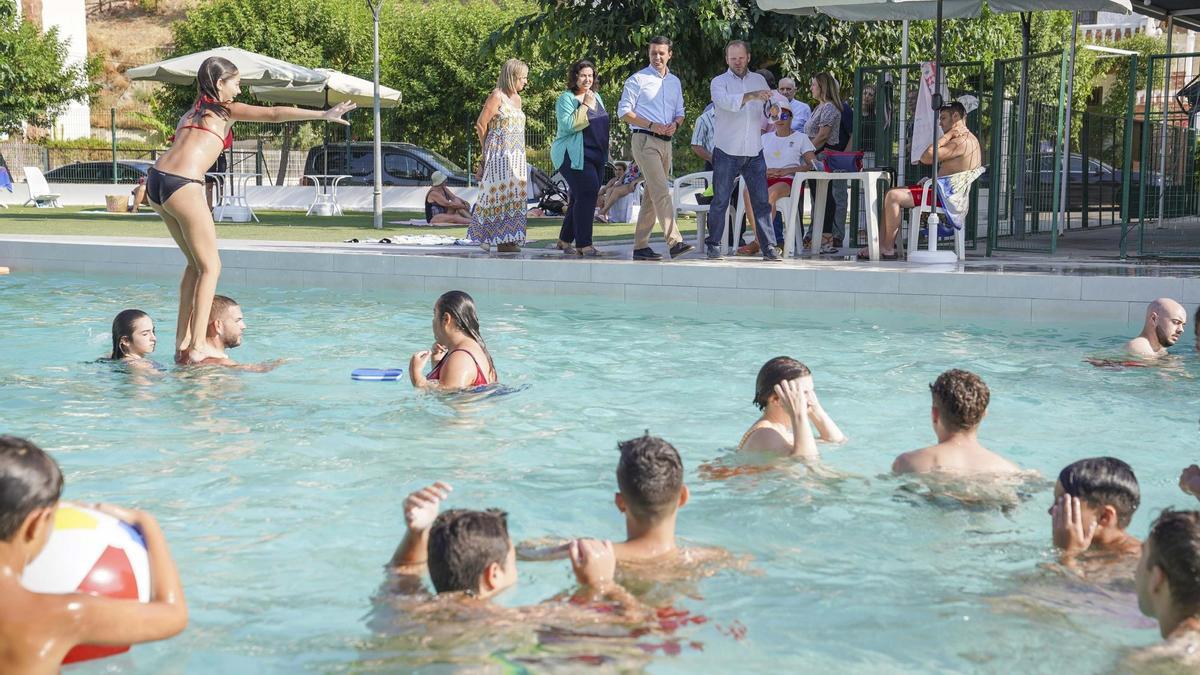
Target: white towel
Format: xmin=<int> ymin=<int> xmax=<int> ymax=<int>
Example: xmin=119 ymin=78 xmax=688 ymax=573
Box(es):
xmin=934 ymin=167 xmax=985 ymax=231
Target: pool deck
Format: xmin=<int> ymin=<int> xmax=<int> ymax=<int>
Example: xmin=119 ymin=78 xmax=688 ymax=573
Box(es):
xmin=2 ymin=233 xmax=1199 ymax=326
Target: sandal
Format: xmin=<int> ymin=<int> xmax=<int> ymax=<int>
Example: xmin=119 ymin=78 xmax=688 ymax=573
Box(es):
xmin=556 ymin=240 xmax=577 ymax=255
xmin=856 ymin=248 xmax=899 ymax=261
xmin=578 ymin=245 xmax=604 ymax=257
xmin=736 ymin=241 xmax=760 ymax=256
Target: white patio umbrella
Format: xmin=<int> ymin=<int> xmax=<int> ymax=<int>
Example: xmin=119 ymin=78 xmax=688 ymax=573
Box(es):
xmin=125 ymin=46 xmax=326 ymax=87
xmin=249 ymin=68 xmax=402 ymax=109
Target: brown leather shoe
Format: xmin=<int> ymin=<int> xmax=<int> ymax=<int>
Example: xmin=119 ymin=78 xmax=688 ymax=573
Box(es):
xmin=736 ymin=241 xmax=760 ymax=256
xmin=497 ymin=242 xmax=521 ymax=253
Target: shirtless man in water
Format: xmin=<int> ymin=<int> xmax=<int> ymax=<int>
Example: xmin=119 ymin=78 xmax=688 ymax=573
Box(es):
xmin=892 ymin=369 xmax=1021 ymax=476
xmin=1124 ymin=298 xmax=1188 ymax=358
xmin=194 ymin=295 xmax=279 ymax=371
xmin=1050 ymin=457 xmax=1142 ymax=574
xmin=859 ymin=101 xmax=981 ymax=260
xmin=1127 ymin=509 xmax=1200 ymax=668
xmin=521 ymin=434 xmax=731 ymax=575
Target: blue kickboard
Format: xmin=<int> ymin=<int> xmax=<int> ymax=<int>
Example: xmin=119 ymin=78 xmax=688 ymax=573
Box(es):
xmin=351 ymin=368 xmax=404 ymax=381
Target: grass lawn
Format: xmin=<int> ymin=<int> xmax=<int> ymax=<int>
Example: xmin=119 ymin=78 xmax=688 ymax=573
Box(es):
xmin=0 ymin=207 xmax=698 ymax=245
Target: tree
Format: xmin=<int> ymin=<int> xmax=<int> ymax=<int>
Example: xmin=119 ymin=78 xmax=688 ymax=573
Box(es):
xmin=0 ymin=0 xmax=99 ymax=136
xmin=1099 ymin=33 xmax=1166 ymax=119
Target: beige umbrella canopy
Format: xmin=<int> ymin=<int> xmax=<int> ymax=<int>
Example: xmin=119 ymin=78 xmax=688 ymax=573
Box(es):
xmin=250 ymin=68 xmax=402 ymax=109
xmin=125 ymin=46 xmax=327 ymax=87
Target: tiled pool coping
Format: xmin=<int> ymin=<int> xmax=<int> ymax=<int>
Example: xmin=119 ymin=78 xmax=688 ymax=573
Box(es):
xmin=2 ymin=235 xmax=1199 ymax=326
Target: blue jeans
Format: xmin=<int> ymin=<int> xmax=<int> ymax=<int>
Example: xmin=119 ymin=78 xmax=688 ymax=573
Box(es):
xmin=706 ymin=148 xmax=776 ymax=249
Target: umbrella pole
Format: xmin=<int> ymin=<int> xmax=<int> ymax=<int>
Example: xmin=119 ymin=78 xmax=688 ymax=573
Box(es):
xmin=369 ymin=0 xmax=383 ymax=230
xmin=1057 ymin=11 xmax=1079 ymax=236
xmin=898 ymin=20 xmax=909 ymax=187
xmin=1013 ymin=13 xmax=1031 ymax=240
xmin=1155 ymin=16 xmax=1174 ymax=230
xmin=931 ymin=0 xmax=942 ymax=187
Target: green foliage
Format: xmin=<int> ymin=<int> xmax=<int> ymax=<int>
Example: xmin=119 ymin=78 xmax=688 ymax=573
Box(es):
xmin=386 ymin=0 xmax=557 ymax=167
xmin=0 ymin=0 xmax=100 ymax=135
xmin=1099 ymin=33 xmax=1166 ymax=118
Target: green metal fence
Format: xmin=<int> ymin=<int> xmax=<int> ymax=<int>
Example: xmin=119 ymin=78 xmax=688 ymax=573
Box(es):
xmin=852 ymin=61 xmax=988 ymax=249
xmin=1133 ymin=51 xmax=1200 ymax=257
xmin=987 ymin=50 xmax=1068 ymax=255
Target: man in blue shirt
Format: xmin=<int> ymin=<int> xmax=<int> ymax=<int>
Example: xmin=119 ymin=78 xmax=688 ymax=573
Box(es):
xmin=617 ymin=36 xmax=693 ymax=261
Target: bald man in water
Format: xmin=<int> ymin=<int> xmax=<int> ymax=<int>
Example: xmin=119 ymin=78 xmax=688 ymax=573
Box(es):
xmin=1125 ymin=298 xmax=1188 ymax=358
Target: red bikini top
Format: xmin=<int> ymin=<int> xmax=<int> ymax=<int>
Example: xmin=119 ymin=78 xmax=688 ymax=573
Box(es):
xmin=170 ymin=95 xmax=233 ymax=149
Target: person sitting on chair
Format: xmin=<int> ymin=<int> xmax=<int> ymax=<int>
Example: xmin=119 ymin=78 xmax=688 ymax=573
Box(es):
xmin=596 ymin=162 xmax=642 ymax=223
xmin=858 ymin=101 xmax=980 ymax=261
xmin=737 ymin=101 xmax=817 ymax=256
xmin=424 ymin=171 xmax=472 ymax=226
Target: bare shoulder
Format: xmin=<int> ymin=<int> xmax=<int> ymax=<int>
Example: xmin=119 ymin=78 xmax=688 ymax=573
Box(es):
xmin=893 ymin=448 xmax=932 ymax=474
xmin=1124 ymin=337 xmax=1158 ymax=357
xmin=740 ymin=423 xmax=790 ymax=454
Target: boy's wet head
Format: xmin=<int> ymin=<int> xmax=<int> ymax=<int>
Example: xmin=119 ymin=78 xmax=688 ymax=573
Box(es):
xmin=1138 ymin=509 xmax=1200 ymax=619
xmin=930 ymin=369 xmax=989 ymax=432
xmin=616 ymin=433 xmax=684 ymax=524
xmin=0 ymin=435 xmax=63 ymax=543
xmin=754 ymin=357 xmax=811 ymax=411
xmin=1057 ymin=457 xmax=1140 ymax=529
xmin=427 ymin=508 xmax=514 ymax=596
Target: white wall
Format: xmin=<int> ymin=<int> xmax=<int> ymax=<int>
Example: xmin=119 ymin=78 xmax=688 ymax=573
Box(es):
xmin=41 ymin=0 xmax=91 ymax=140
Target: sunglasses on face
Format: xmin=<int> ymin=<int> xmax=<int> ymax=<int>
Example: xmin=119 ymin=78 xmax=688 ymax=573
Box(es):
xmin=778 ymin=112 xmax=793 ymax=121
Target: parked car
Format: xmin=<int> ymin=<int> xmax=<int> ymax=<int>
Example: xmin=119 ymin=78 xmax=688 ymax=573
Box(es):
xmin=44 ymin=160 xmax=152 ymax=184
xmin=1021 ymin=153 xmax=1163 ymax=210
xmin=302 ymin=142 xmax=470 ymax=187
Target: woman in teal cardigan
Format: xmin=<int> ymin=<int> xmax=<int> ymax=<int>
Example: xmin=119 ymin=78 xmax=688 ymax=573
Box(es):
xmin=550 ymin=59 xmax=609 ymax=257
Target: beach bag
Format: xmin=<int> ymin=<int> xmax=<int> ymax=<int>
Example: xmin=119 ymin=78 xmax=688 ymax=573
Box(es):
xmin=822 ymin=151 xmax=864 ymax=173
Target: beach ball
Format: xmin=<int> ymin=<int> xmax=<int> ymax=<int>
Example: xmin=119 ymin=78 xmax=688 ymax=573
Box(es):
xmin=21 ymin=505 xmax=151 ymax=664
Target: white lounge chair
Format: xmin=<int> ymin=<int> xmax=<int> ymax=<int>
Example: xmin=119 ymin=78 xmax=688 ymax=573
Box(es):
xmin=21 ymin=167 xmax=61 ymax=208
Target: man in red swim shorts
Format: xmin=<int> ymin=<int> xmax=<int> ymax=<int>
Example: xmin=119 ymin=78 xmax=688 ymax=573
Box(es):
xmin=858 ymin=101 xmax=980 ymax=260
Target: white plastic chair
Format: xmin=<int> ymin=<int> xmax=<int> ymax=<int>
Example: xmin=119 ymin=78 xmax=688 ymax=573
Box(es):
xmin=903 ymin=175 xmax=977 ymax=263
xmin=21 ymin=167 xmax=61 ymax=208
xmin=672 ymin=171 xmax=712 ymax=249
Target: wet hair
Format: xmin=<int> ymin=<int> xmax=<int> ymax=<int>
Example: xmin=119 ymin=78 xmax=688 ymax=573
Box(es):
xmin=1146 ymin=509 xmax=1200 ymax=610
xmin=210 ymin=294 xmax=238 ymax=320
xmin=496 ymin=58 xmax=528 ymax=94
xmin=939 ymin=101 xmax=967 ymax=118
xmin=567 ymin=59 xmax=597 ymax=93
xmin=110 ymin=308 xmax=150 ymax=359
xmin=648 ymin=36 xmax=672 ymax=50
xmin=616 ymin=433 xmax=683 ymax=523
xmin=193 ymin=56 xmax=237 ymax=122
xmin=0 ymin=436 xmax=63 ymax=542
xmin=929 ymin=369 xmax=989 ymax=431
xmin=812 ymin=72 xmax=841 ymax=106
xmin=434 ymin=291 xmax=494 ymax=376
xmin=1058 ymin=457 xmax=1140 ymax=528
xmin=755 ymin=69 xmax=777 ymax=90
xmin=427 ymin=509 xmax=511 ymax=594
xmin=753 ymin=356 xmax=812 ymax=411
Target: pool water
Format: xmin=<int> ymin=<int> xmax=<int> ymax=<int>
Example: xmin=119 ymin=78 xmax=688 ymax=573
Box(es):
xmin=2 ymin=272 xmax=1199 ymax=673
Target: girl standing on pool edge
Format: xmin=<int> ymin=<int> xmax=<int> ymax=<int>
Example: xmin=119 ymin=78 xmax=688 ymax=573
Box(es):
xmin=410 ymin=291 xmax=498 ymax=391
xmin=149 ymin=56 xmax=355 ymax=364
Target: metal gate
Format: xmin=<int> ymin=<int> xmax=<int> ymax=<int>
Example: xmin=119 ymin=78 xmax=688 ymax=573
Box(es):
xmin=987 ymin=51 xmax=1068 ymax=254
xmin=1133 ymin=51 xmax=1200 ymax=257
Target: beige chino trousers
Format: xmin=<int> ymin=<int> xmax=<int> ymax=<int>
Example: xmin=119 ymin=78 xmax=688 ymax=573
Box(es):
xmin=630 ymin=132 xmax=682 ymax=250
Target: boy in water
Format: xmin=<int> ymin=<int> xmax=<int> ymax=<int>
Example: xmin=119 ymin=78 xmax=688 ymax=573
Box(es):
xmin=0 ymin=436 xmax=187 ymax=673
xmin=892 ymin=369 xmax=1021 ymax=476
xmin=193 ymin=295 xmax=280 ymax=372
xmin=387 ymin=481 xmax=628 ymax=602
xmin=1050 ymin=457 xmax=1142 ymax=571
xmin=1128 ymin=509 xmax=1200 ymax=667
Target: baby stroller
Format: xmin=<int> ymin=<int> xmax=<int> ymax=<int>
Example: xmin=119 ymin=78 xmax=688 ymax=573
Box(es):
xmin=530 ymin=166 xmax=569 ymax=216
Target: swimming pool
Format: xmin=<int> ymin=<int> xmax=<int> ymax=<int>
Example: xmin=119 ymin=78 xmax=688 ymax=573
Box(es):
xmin=2 ymin=271 xmax=1198 ymax=673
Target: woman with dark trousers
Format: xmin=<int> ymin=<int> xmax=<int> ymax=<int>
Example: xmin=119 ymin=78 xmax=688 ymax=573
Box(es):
xmin=550 ymin=59 xmax=609 ymax=257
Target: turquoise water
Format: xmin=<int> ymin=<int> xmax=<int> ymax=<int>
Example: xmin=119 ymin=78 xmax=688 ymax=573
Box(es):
xmin=2 ymin=271 xmax=1199 ymax=673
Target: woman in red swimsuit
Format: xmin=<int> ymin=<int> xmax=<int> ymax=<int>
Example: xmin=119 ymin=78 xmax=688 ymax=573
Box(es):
xmin=409 ymin=291 xmax=498 ymax=391
xmin=150 ymin=56 xmax=355 ymax=364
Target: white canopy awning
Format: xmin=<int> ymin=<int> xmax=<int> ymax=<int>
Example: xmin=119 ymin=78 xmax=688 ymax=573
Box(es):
xmin=250 ymin=68 xmax=402 ymax=109
xmin=125 ymin=46 xmax=327 ymax=87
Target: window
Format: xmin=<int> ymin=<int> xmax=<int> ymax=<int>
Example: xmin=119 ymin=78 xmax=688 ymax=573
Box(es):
xmin=384 ymin=153 xmax=432 ymax=181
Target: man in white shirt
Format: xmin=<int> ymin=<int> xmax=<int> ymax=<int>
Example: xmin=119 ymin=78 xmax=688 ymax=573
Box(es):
xmin=778 ymin=77 xmax=812 ymax=133
xmin=738 ymin=101 xmax=818 ymax=255
xmin=705 ymin=40 xmax=780 ymax=262
xmin=690 ymin=104 xmax=716 ymax=171
xmin=617 ymin=36 xmax=693 ymax=262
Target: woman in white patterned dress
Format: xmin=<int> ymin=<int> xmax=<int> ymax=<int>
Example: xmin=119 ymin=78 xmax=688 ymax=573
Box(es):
xmin=469 ymin=59 xmax=529 ymax=253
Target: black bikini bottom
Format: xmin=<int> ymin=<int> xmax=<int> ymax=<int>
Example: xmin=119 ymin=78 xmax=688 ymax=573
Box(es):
xmin=146 ymin=167 xmax=203 ymax=206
